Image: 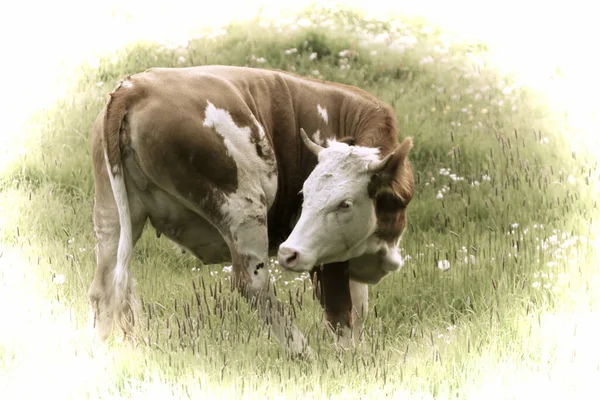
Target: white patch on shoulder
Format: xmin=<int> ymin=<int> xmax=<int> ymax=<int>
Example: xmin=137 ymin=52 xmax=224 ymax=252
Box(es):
xmin=203 ymin=101 xmax=276 ymax=283
xmin=317 ymin=104 xmax=328 ymax=125
xmin=203 ymin=101 xmax=277 ymax=207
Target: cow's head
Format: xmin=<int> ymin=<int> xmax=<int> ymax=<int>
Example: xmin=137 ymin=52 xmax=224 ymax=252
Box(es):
xmin=278 ymin=129 xmax=414 ymax=279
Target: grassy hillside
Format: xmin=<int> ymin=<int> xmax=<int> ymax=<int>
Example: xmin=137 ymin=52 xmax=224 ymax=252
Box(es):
xmin=1 ymin=5 xmax=598 ymax=399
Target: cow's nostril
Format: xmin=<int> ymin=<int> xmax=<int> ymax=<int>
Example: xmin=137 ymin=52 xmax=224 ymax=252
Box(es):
xmin=278 ymin=246 xmax=300 ymax=269
xmin=286 ymin=252 xmax=298 ymax=264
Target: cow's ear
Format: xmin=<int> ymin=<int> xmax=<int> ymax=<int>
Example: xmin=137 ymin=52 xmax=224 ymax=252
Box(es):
xmin=337 ymin=136 xmax=356 ymax=146
xmin=368 ymin=137 xmax=413 ymax=174
xmin=383 ymin=137 xmax=413 ymax=176
xmin=368 ymin=137 xmax=414 ymax=202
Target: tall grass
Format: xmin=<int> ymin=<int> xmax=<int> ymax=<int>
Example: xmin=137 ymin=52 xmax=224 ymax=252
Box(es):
xmin=1 ymin=5 xmax=598 ymax=399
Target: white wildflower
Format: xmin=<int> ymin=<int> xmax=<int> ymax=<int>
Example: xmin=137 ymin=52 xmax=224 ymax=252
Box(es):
xmin=338 ymin=49 xmax=351 ymax=58
xmin=436 ymin=191 xmax=444 ymax=199
xmin=398 ymin=35 xmax=417 ymax=46
xmin=297 ymin=18 xmax=311 ymax=27
xmin=433 ymin=45 xmax=448 ymax=54
xmin=311 ymin=70 xmax=320 ymax=76
xmin=482 ymin=174 xmax=491 ymax=181
xmin=373 ymin=33 xmax=389 ymax=44
xmin=511 ymin=223 xmax=519 ymax=229
xmin=472 ymin=180 xmax=480 ymax=186
xmin=568 ymin=175 xmax=576 ymax=184
xmin=437 ymin=260 xmax=451 ymax=271
xmin=222 ymin=265 xmax=232 ymax=273
xmin=178 ymin=56 xmax=186 ymax=63
xmin=309 ymin=52 xmax=318 ymax=61
xmin=419 ymin=56 xmax=434 ymax=65
xmin=53 ymin=274 xmax=65 ymax=285
xmin=532 ymin=281 xmax=541 ymax=288
xmin=284 ymin=48 xmax=298 ymax=55
xmin=256 ymin=57 xmax=266 ymax=64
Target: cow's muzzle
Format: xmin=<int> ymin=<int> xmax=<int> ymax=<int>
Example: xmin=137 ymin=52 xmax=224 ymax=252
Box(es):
xmin=277 ymin=246 xmax=300 ymax=270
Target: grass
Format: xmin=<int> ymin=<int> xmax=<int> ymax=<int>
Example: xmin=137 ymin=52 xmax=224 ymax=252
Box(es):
xmin=1 ymin=4 xmax=599 ymax=399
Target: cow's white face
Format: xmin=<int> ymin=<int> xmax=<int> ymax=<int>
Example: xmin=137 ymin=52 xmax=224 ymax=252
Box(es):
xmin=278 ymin=129 xmax=414 ymax=275
xmin=280 ymin=140 xmax=378 ymax=269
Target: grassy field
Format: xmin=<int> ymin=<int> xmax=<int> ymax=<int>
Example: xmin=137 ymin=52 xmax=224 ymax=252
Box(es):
xmin=1 ymin=4 xmax=599 ymax=399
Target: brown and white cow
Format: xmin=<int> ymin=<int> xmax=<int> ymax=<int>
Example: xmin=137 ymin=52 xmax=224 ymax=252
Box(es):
xmin=89 ymin=65 xmax=414 ymax=354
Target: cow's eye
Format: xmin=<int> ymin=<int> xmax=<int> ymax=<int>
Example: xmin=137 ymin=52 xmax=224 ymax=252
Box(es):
xmin=338 ymin=200 xmax=353 ymax=210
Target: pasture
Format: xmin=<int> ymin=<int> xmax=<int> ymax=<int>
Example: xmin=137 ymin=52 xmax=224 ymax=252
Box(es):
xmin=1 ymin=4 xmax=599 ymax=399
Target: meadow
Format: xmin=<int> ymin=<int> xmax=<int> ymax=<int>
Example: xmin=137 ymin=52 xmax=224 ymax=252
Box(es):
xmin=1 ymin=5 xmax=599 ymax=399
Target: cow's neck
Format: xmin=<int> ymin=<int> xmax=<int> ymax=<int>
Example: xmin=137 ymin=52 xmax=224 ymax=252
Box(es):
xmin=265 ymin=72 xmax=399 ymax=248
xmin=282 ymin=73 xmax=398 ymax=157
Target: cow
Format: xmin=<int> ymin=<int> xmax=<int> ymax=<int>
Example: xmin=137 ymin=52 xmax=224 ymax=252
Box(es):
xmin=89 ymin=65 xmax=414 ymax=355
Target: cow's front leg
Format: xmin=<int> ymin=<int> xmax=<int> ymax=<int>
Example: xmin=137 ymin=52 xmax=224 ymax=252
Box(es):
xmin=226 ymin=216 xmax=310 ymax=356
xmin=311 ymin=262 xmax=357 ymax=348
xmin=349 ymin=280 xmax=368 ymax=342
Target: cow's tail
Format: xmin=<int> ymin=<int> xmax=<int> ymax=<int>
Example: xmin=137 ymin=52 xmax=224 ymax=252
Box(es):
xmin=103 ymin=79 xmax=135 ymax=312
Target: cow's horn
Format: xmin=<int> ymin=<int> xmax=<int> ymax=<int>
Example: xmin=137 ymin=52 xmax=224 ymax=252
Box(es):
xmin=300 ymin=128 xmax=324 ymax=156
xmin=367 ymin=153 xmax=394 ymax=173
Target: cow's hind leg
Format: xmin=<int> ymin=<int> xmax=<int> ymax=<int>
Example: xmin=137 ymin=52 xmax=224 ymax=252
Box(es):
xmin=226 ymin=214 xmax=309 ymax=356
xmin=89 ymin=188 xmax=146 ymax=342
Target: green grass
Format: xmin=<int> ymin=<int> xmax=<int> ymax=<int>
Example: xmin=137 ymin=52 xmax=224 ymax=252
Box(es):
xmin=1 ymin=5 xmax=599 ymax=399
